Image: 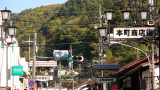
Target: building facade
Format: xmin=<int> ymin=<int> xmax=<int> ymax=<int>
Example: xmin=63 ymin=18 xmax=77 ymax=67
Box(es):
xmin=0 ymin=10 xmax=29 ymax=90
xmin=116 ymin=56 xmax=159 ymax=90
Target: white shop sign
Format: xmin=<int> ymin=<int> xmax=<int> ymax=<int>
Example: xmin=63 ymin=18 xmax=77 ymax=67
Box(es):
xmin=113 ymin=27 xmax=156 ymax=39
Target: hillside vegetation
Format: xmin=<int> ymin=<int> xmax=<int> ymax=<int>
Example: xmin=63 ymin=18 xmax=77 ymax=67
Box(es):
xmin=10 ymin=0 xmax=159 ymax=67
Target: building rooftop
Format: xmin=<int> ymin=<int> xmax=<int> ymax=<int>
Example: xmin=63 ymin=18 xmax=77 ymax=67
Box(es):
xmin=29 ymin=61 xmax=57 ymax=67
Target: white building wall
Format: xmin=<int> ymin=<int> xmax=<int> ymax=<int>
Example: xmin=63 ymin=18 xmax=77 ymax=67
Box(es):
xmin=11 ymin=42 xmax=21 ymax=89
xmin=155 ymin=65 xmax=159 ymax=89
xmin=1 ymin=45 xmax=7 ymax=87
xmin=0 ymin=9 xmax=21 ymax=89
xmin=12 ymin=40 xmax=21 ymax=89
xmin=0 ymin=9 xmax=7 ymax=88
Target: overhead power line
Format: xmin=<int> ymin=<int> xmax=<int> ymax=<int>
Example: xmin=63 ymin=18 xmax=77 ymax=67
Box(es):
xmin=21 ymin=41 xmax=99 ymax=46
xmin=13 ymin=10 xmax=99 ymax=15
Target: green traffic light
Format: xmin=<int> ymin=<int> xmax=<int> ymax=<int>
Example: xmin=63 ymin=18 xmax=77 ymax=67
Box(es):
xmin=68 ymin=57 xmax=72 ymax=61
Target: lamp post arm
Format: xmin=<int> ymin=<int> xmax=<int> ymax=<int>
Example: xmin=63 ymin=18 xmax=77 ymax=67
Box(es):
xmin=116 ymin=42 xmax=150 ymax=65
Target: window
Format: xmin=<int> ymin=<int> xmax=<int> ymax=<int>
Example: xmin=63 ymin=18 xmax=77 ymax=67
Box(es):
xmin=42 ymin=77 xmax=44 ymax=79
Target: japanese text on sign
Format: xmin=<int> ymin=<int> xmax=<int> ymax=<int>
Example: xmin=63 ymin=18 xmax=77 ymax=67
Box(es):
xmin=113 ymin=27 xmax=156 ymax=39
xmin=96 ymin=78 xmax=116 ymax=83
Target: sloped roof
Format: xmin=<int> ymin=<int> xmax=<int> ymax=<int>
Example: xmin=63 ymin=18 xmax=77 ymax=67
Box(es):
xmin=116 ymin=56 xmax=159 ymax=76
xmin=29 ymin=61 xmax=57 ymax=67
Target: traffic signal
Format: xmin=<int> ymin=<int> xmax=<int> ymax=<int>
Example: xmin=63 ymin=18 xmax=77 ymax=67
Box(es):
xmin=68 ymin=56 xmax=72 ymax=61
xmin=72 ymin=56 xmax=84 ymax=61
xmin=68 ymin=51 xmax=72 ymax=61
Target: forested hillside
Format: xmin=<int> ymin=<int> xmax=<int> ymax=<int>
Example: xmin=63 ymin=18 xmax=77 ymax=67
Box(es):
xmin=10 ymin=0 xmax=159 ymax=67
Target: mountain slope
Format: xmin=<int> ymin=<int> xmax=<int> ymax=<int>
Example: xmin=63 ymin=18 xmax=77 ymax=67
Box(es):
xmin=10 ymin=0 xmax=151 ymax=67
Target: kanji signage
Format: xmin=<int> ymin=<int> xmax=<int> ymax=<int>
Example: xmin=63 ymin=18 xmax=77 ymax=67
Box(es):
xmin=93 ymin=64 xmax=119 ymax=70
xmin=96 ymin=78 xmax=116 ymax=83
xmin=113 ymin=27 xmax=156 ymax=39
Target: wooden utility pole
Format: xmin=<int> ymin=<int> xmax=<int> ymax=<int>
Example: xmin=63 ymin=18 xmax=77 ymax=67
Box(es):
xmin=28 ymin=36 xmax=31 ymax=70
xmin=32 ymin=32 xmax=37 ymax=90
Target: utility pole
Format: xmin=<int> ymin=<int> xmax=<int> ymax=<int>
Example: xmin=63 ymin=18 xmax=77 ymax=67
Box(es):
xmin=70 ymin=45 xmax=74 ymax=90
xmin=59 ymin=59 xmax=62 ymax=90
xmin=28 ymin=36 xmax=31 ymax=70
xmin=99 ymin=5 xmax=102 ymax=28
xmin=158 ymin=8 xmax=160 ymax=89
xmin=99 ymin=5 xmax=103 ymax=64
xmin=149 ymin=41 xmax=155 ymax=90
xmin=98 ymin=5 xmax=106 ymax=90
xmin=148 ymin=1 xmax=156 ymax=89
xmin=32 ymin=32 xmax=37 ymax=90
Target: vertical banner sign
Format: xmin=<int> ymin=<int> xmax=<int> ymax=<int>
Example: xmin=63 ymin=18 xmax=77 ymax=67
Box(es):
xmin=1 ymin=42 xmax=4 ymax=48
xmin=35 ymin=83 xmax=37 ymax=89
xmin=24 ymin=79 xmax=28 ymax=89
xmin=12 ymin=44 xmax=14 ymax=53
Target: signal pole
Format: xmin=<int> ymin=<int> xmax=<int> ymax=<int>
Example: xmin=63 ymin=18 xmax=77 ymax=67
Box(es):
xmin=59 ymin=59 xmax=62 ymax=90
xmin=70 ymin=45 xmax=74 ymax=90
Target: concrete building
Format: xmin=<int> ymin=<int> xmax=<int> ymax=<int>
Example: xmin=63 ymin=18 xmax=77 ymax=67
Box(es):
xmin=0 ymin=10 xmax=29 ymax=90
xmin=0 ymin=37 xmax=21 ymax=90
xmin=29 ymin=60 xmax=57 ymax=88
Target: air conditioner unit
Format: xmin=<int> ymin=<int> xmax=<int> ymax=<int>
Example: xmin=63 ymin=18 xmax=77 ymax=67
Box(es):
xmin=147 ymin=20 xmax=155 ymax=25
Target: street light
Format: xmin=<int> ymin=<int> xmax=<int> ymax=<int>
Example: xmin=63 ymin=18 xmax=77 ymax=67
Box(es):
xmin=98 ymin=27 xmax=107 ymax=38
xmin=122 ymin=10 xmax=131 ymax=21
xmin=1 ymin=8 xmax=17 ymax=45
xmin=7 ymin=26 xmax=17 ymax=37
xmin=105 ymin=11 xmax=113 ymax=43
xmin=140 ymin=10 xmax=148 ymax=21
xmin=105 ymin=11 xmax=114 ymax=21
xmin=1 ymin=8 xmax=11 ymax=21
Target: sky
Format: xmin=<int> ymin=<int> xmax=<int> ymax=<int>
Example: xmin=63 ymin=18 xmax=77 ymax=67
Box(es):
xmin=0 ymin=0 xmax=67 ymax=13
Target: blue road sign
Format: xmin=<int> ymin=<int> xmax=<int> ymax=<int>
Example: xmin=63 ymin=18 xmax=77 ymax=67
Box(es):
xmin=28 ymin=80 xmax=35 ymax=87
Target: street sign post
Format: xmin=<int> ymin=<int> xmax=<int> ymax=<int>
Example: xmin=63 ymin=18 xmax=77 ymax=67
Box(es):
xmin=28 ymin=80 xmax=35 ymax=88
